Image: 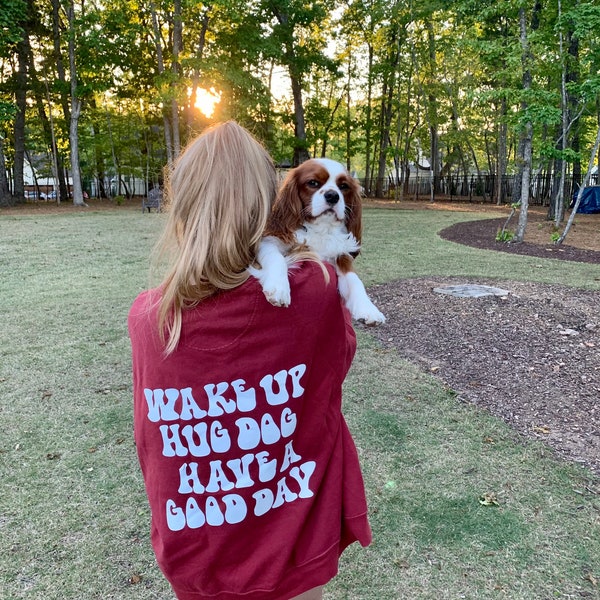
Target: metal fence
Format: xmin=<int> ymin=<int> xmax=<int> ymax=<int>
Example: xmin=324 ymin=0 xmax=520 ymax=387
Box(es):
xmin=360 ymin=173 xmax=599 ymax=205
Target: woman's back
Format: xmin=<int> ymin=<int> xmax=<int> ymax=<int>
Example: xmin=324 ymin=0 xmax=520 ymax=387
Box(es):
xmin=129 ymin=261 xmax=371 ymax=600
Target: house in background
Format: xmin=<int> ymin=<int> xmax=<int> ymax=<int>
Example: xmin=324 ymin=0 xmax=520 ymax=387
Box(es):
xmin=23 ymin=155 xmax=70 ymax=200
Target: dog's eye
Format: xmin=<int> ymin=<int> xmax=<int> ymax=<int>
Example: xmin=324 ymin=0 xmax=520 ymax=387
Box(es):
xmin=339 ymin=182 xmax=350 ymax=191
xmin=307 ymin=179 xmax=320 ymax=188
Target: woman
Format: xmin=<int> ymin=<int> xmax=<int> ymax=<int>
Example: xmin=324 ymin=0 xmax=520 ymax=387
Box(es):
xmin=129 ymin=121 xmax=371 ymax=600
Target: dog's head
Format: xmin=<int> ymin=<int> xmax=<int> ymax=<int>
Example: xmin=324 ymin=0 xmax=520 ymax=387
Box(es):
xmin=266 ymin=158 xmax=362 ymax=245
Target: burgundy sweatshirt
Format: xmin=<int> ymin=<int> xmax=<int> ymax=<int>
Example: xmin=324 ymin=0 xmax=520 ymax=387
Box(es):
xmin=129 ymin=262 xmax=371 ymax=600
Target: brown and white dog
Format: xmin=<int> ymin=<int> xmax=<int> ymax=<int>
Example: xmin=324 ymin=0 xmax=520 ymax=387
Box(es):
xmin=249 ymin=158 xmax=385 ymax=325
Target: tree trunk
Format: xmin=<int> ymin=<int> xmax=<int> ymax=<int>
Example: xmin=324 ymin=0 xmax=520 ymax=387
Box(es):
xmin=268 ymin=4 xmax=310 ymax=166
xmin=50 ymin=0 xmax=72 ymax=202
xmin=552 ymin=0 xmax=568 ymax=225
xmin=375 ymin=24 xmax=399 ymax=199
xmin=345 ymin=55 xmax=352 ymax=171
xmin=149 ymin=0 xmax=174 ymax=165
xmin=320 ymin=84 xmax=344 ymax=158
xmin=0 ymin=135 xmax=12 ymax=206
xmin=67 ymin=0 xmax=85 ymax=206
xmin=289 ymin=71 xmax=310 ymax=165
xmin=496 ymin=99 xmax=508 ymax=205
xmin=515 ymin=120 xmax=532 ymax=242
xmin=106 ymin=109 xmax=120 ymax=198
xmin=187 ymin=8 xmax=210 ymax=135
xmin=567 ymin=19 xmax=581 ymax=193
xmin=375 ymin=86 xmax=394 ymax=198
xmin=426 ymin=21 xmax=440 ymax=200
xmin=28 ymin=46 xmax=67 ymax=203
xmin=171 ymin=0 xmax=182 ymax=158
xmin=514 ymin=4 xmax=540 ymax=243
xmin=69 ymin=98 xmax=85 ymax=205
xmin=50 ymin=0 xmax=71 ymax=124
xmin=364 ymin=44 xmax=374 ymax=195
xmin=14 ymin=24 xmax=30 ymax=202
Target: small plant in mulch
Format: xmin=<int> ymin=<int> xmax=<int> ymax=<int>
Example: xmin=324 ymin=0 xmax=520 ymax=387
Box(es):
xmin=537 ymin=221 xmax=563 ymax=244
xmin=496 ymin=228 xmax=515 ymax=242
xmin=550 ymin=229 xmax=561 ymax=244
xmin=496 ymin=202 xmax=520 ymax=243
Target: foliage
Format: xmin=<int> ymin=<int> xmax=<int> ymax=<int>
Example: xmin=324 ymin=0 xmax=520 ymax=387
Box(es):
xmin=1 ymin=0 xmax=600 ymax=212
xmin=0 ymin=0 xmax=27 ymax=53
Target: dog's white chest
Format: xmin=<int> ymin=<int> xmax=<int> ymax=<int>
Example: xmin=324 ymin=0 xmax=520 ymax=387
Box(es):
xmin=295 ymin=214 xmax=360 ymax=262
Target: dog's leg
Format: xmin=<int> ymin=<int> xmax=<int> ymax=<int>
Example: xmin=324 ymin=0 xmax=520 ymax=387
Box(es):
xmin=337 ymin=270 xmax=385 ymax=325
xmin=248 ymin=237 xmax=291 ymax=307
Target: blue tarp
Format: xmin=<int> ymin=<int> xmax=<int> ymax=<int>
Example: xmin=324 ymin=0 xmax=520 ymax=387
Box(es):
xmin=573 ymin=186 xmax=600 ymax=214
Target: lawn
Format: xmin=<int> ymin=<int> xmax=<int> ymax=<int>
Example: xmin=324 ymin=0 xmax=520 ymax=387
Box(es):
xmin=0 ymin=205 xmax=598 ymax=599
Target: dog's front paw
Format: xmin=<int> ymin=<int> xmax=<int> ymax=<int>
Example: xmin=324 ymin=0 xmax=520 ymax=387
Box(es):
xmin=357 ymin=307 xmax=386 ymax=326
xmin=348 ymin=299 xmax=386 ymax=326
xmin=248 ymin=266 xmax=291 ymax=307
xmin=263 ymin=281 xmax=291 ymax=307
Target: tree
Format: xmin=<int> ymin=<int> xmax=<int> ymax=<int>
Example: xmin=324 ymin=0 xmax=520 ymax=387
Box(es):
xmin=148 ymin=0 xmax=176 ymax=165
xmin=66 ymin=0 xmax=85 ymax=206
xmin=339 ymin=0 xmax=381 ymax=193
xmin=374 ymin=4 xmax=402 ymax=199
xmin=514 ymin=4 xmax=539 ymax=244
xmin=12 ymin=0 xmax=36 ymax=203
xmin=2 ymin=0 xmax=600 ymax=210
xmin=0 ymin=104 xmax=15 ymax=206
xmin=262 ymin=0 xmax=336 ymax=165
xmin=0 ymin=0 xmax=27 ymax=205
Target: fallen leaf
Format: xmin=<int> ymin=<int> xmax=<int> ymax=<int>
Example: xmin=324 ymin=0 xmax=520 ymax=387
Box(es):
xmin=129 ymin=573 xmax=143 ymax=585
xmin=533 ymin=425 xmax=551 ymax=434
xmin=479 ymin=493 xmax=499 ymax=506
xmin=394 ymin=559 xmax=410 ymax=569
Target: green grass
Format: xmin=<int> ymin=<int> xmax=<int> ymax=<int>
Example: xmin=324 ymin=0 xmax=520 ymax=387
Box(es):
xmin=0 ymin=205 xmax=599 ymax=599
xmin=357 ymin=207 xmax=600 ymax=289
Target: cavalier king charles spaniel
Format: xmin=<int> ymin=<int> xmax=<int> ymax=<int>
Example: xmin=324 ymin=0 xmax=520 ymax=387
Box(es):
xmin=249 ymin=158 xmax=385 ymax=325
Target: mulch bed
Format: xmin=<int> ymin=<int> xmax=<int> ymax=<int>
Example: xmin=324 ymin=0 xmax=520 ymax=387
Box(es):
xmin=440 ymin=217 xmax=600 ymax=264
xmin=365 ymin=218 xmax=600 ymax=479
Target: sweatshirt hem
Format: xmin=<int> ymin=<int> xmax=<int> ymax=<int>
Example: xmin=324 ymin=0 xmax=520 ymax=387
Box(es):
xmin=171 ymin=549 xmax=340 ymax=600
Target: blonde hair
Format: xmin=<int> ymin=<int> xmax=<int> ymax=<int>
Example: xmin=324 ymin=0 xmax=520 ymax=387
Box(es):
xmin=154 ymin=121 xmax=277 ymax=354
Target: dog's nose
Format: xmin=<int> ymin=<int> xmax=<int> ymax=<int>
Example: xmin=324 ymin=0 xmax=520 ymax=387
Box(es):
xmin=324 ymin=190 xmax=339 ymax=205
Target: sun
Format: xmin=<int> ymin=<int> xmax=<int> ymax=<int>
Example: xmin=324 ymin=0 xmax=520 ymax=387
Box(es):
xmin=192 ymin=87 xmax=221 ymax=118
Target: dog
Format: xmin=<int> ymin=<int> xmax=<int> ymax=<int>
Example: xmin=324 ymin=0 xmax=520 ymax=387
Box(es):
xmin=249 ymin=158 xmax=385 ymax=325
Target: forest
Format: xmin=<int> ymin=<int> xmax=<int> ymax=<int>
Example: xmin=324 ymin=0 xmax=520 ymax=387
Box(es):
xmin=1 ymin=0 xmax=600 ymax=236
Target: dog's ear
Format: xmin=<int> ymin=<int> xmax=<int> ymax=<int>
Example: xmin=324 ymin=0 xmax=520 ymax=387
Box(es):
xmin=265 ymin=171 xmax=305 ymax=244
xmin=345 ymin=179 xmax=363 ymax=256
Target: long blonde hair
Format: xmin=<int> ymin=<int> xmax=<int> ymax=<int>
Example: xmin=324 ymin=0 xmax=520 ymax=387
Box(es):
xmin=155 ymin=121 xmax=277 ymax=354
